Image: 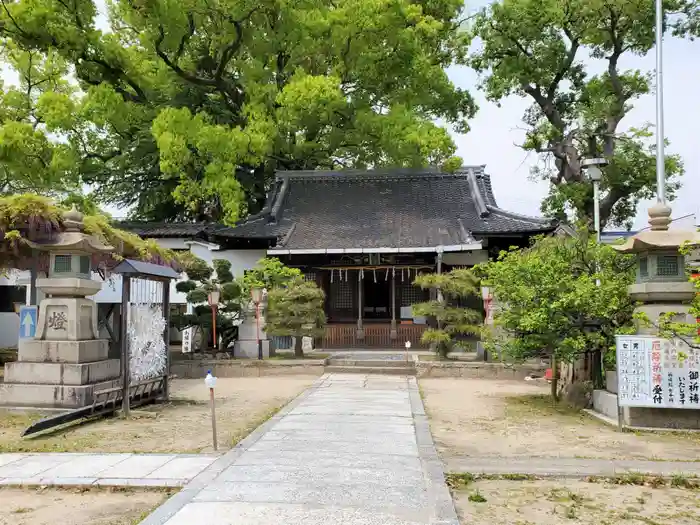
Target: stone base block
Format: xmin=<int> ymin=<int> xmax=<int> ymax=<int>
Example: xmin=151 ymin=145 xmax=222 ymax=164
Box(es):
xmin=4 ymin=359 xmax=120 ymax=386
xmin=0 ymin=383 xmax=96 ymax=409
xmin=593 ymin=389 xmax=700 ymax=429
xmin=592 ymin=389 xmax=619 ymax=421
xmin=234 ymin=339 xmax=270 ymax=359
xmin=18 ymin=339 xmax=109 ymax=364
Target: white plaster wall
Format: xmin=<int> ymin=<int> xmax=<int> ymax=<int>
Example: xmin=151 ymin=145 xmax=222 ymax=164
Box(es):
xmin=152 ymin=238 xmax=190 ymax=250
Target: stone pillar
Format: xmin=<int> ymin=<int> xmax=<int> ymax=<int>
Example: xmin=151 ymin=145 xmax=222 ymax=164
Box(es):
xmin=356 ymin=269 xmax=364 ymax=340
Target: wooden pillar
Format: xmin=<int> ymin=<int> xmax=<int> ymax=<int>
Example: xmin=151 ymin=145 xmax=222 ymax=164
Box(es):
xmin=390 ymin=269 xmax=397 ymax=339
xmin=120 ymin=277 xmax=131 ymax=418
xmin=162 ymin=279 xmax=171 ymax=401
xmin=356 ymin=269 xmax=364 ymax=340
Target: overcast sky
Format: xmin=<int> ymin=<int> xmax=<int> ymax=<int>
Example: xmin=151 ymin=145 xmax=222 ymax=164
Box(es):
xmin=453 ymin=0 xmax=700 ymax=231
xmin=2 ymin=0 xmax=697 ymax=230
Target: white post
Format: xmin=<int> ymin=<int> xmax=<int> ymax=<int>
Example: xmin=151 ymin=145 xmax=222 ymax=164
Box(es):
xmin=655 ymin=0 xmax=666 ymax=203
xmin=205 ymin=370 xmax=218 ymax=451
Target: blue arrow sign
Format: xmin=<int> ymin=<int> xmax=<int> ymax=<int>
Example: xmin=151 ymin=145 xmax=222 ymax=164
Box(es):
xmin=18 ymin=306 xmax=37 ymax=339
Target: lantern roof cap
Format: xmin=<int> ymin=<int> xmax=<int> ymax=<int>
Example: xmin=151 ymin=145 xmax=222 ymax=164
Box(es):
xmin=26 ymin=206 xmax=114 ymax=254
xmin=614 ymin=202 xmax=700 ymax=254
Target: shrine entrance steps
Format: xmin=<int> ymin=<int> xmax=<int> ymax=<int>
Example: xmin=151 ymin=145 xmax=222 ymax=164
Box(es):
xmin=324 ymin=353 xmax=416 ymax=376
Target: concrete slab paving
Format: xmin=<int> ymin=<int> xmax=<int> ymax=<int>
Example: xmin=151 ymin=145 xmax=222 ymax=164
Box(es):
xmin=139 ymin=373 xmax=459 ymax=525
xmin=0 ymin=453 xmax=218 ymax=487
xmin=146 ymin=456 xmax=217 ymax=480
xmin=98 ymin=454 xmax=177 ymax=479
xmin=39 ymin=453 xmax=131 ymax=478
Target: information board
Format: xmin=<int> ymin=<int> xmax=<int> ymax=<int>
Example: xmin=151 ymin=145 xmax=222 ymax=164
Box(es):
xmin=616 ymin=335 xmax=700 ymax=409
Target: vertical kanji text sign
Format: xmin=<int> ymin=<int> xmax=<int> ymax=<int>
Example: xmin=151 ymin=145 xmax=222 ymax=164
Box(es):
xmin=616 ymin=335 xmax=700 ymax=409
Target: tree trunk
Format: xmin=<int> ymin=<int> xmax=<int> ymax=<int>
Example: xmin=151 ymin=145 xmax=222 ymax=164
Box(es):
xmin=551 ymin=354 xmax=559 ymax=402
xmin=294 ymin=336 xmax=304 ymax=358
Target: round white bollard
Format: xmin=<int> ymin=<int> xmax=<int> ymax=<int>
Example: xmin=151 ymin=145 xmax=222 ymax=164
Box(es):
xmin=205 ymin=370 xmax=217 ymax=389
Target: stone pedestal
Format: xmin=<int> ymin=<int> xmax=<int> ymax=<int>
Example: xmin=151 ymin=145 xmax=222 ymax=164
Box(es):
xmin=233 ymin=305 xmax=270 ymax=359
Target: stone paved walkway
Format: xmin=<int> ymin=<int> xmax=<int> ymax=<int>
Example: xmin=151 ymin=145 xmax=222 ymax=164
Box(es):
xmin=0 ymin=453 xmax=217 ymax=487
xmin=141 ymin=373 xmax=458 ymax=525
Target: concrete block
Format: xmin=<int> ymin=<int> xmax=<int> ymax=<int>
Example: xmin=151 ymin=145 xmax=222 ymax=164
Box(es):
xmin=146 ymin=457 xmax=216 ymax=480
xmin=592 ymin=390 xmax=619 ymax=421
xmin=234 ymin=339 xmax=270 ymax=359
xmin=218 ymin=465 xmax=423 ymax=487
xmin=98 ymin=455 xmax=176 ymax=479
xmin=232 ymin=449 xmax=423 ymax=472
xmin=0 ymin=382 xmax=99 ymax=408
xmin=39 ymin=454 xmax=130 ymax=478
xmin=193 ymin=480 xmax=428 ymax=510
xmin=606 ymin=371 xmax=618 ymax=393
xmin=248 ymin=438 xmax=418 ymax=456
xmin=4 ymin=359 xmax=120 ymax=385
xmin=0 ymin=455 xmax=74 ymax=478
xmin=18 ymin=339 xmax=109 ymax=363
xmin=162 ymin=502 xmax=428 ymax=525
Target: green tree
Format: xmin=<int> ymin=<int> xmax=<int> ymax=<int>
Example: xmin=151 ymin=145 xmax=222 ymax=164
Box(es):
xmin=412 ymin=268 xmax=483 ymax=359
xmin=477 ymin=231 xmax=636 ymax=400
xmin=0 ymin=0 xmax=476 ymax=223
xmin=0 ymin=193 xmax=181 ymax=271
xmin=174 ymin=258 xmax=243 ymax=351
xmin=242 ymin=257 xmax=302 ymax=294
xmin=466 ymin=0 xmax=696 ymax=229
xmin=265 ymin=279 xmax=326 ymax=357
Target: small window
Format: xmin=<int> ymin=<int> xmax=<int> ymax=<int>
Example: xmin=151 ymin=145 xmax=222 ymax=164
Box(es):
xmin=657 ymin=255 xmax=680 ymax=277
xmin=54 ymin=255 xmax=72 ymax=273
xmin=639 ymin=257 xmax=648 ymax=278
xmin=79 ymin=256 xmax=90 ymax=275
xmin=0 ymin=286 xmax=25 ymax=313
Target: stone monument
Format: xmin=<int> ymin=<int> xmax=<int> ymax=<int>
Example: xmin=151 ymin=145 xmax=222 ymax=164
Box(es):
xmin=0 ymin=207 xmax=122 ymax=409
xmin=591 ymin=203 xmax=700 ymax=428
xmin=234 ymin=292 xmax=270 ymax=359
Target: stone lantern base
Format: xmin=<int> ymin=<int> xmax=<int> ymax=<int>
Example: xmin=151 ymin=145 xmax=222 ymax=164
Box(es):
xmin=0 ymin=338 xmax=121 ymax=409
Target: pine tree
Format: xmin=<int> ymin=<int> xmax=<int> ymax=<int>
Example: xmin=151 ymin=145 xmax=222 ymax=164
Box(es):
xmin=265 ymin=280 xmax=326 ymax=357
xmin=413 ymin=269 xmax=483 ymax=359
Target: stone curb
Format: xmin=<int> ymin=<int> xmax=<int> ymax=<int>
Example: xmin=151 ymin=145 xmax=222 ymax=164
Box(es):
xmin=138 ymin=373 xmax=331 ymax=525
xmin=407 ymin=376 xmax=460 ymax=525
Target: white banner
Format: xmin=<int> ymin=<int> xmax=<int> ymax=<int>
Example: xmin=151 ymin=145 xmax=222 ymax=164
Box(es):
xmin=616 ymin=335 xmax=700 ymax=409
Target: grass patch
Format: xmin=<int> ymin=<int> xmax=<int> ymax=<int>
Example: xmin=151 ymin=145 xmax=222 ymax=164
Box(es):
xmin=11 ymin=507 xmax=32 ymax=514
xmin=468 ymin=490 xmax=487 ymax=503
xmin=446 ymin=472 xmax=539 ymax=489
xmin=585 ymin=473 xmax=699 ymax=489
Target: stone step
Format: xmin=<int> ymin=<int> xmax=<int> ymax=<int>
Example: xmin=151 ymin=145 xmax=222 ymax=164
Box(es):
xmin=328 ymin=359 xmax=413 ymax=368
xmin=324 ymin=365 xmax=416 ymax=376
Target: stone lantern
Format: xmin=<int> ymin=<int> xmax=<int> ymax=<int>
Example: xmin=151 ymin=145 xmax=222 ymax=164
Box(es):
xmin=613 ymin=202 xmax=700 ymax=333
xmin=0 ymin=207 xmax=122 ymax=408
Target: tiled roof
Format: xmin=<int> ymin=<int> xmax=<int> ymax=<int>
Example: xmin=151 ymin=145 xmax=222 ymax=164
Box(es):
xmin=115 ymin=222 xmax=212 ymax=238
xmin=225 ymin=166 xmax=555 ymax=250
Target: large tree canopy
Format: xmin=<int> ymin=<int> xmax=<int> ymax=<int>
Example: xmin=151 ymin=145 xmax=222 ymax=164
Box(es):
xmin=467 ymin=0 xmax=698 ymax=229
xmin=0 ymin=0 xmax=476 ymax=223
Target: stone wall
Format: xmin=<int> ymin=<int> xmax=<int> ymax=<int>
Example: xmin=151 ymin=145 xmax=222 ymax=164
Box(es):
xmin=415 ymin=361 xmax=546 ymax=380
xmin=171 ymin=359 xmax=326 ymax=379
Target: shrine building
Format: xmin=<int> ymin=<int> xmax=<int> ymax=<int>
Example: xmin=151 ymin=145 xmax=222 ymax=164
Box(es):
xmin=223 ymin=166 xmax=555 ymax=348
